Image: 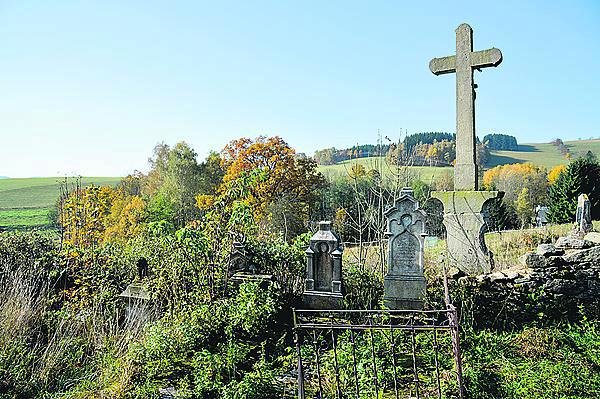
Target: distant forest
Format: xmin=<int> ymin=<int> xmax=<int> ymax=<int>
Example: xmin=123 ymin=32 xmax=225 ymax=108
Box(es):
xmin=483 ymin=133 xmax=519 ymax=150
xmin=313 ymin=132 xmax=519 ymax=165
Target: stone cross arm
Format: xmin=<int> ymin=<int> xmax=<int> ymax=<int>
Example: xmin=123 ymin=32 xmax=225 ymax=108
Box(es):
xmin=429 ymin=47 xmax=502 ymax=75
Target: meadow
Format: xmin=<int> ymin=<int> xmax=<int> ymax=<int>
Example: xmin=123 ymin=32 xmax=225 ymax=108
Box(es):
xmin=0 ymin=177 xmax=121 ymax=230
xmin=318 ymin=138 xmax=600 ymax=181
xmin=318 ymin=156 xmax=454 ymax=183
xmin=487 ymin=139 xmax=600 ymax=168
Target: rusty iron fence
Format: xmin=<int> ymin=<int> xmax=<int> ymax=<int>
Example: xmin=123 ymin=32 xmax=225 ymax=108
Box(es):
xmin=292 ymin=307 xmax=464 ymax=399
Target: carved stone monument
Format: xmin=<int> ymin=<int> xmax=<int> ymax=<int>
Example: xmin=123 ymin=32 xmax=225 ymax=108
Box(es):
xmin=383 ymin=188 xmax=427 ymax=309
xmin=303 ymin=221 xmax=344 ymax=309
xmin=429 ymin=23 xmax=503 ymax=274
xmin=576 ymin=194 xmax=593 ymax=235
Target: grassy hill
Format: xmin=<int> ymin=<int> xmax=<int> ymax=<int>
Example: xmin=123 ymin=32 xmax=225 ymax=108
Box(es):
xmin=487 ymin=139 xmax=600 ymax=169
xmin=318 ymin=157 xmax=453 ymax=183
xmin=0 ymin=177 xmax=121 ymax=231
xmin=319 ymin=139 xmax=600 ymax=182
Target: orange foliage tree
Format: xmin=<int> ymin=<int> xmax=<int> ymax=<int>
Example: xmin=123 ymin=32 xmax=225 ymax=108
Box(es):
xmin=214 ymin=136 xmax=326 ymax=236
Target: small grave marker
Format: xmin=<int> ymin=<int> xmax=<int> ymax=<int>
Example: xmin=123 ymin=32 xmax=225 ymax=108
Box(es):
xmin=576 ymin=194 xmax=592 ymax=234
xmin=303 ymin=221 xmax=344 ymax=309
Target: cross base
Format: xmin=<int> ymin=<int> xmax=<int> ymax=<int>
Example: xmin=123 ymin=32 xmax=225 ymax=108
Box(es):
xmin=432 ymin=190 xmax=503 ymax=275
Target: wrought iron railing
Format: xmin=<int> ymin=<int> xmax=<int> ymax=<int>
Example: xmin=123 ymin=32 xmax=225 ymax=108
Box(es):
xmin=292 ymin=307 xmax=464 ymax=399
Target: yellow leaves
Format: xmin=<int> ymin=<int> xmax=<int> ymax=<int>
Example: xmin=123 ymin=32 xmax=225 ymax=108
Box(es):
xmin=103 ymin=195 xmax=146 ymax=243
xmin=61 ymin=185 xmax=146 ymax=246
xmin=196 ymin=194 xmax=216 ymax=210
xmin=348 ymin=163 xmax=367 ymax=179
xmin=548 ymin=164 xmax=566 ymax=185
xmin=483 ymin=163 xmax=546 ymax=190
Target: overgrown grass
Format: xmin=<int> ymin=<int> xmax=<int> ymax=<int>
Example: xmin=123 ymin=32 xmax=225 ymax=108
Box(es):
xmin=486 ymin=221 xmax=600 ymax=270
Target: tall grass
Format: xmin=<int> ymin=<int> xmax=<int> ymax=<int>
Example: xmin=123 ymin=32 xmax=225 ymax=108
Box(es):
xmin=0 ymin=268 xmax=151 ymax=398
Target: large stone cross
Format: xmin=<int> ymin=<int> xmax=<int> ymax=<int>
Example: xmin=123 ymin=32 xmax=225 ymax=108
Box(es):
xmin=429 ymin=23 xmax=502 ymax=190
xmin=429 ymin=24 xmax=504 ymax=275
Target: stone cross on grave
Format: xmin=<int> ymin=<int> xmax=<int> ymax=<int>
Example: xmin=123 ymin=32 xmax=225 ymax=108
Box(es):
xmin=429 ymin=23 xmax=502 ymax=190
xmin=429 ymin=24 xmax=504 ymax=275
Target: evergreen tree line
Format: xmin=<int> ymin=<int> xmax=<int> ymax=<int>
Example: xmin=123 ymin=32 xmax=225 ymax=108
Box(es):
xmin=482 ymin=133 xmax=519 ymax=150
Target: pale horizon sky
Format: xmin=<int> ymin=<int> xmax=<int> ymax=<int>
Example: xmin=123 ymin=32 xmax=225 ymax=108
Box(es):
xmin=1 ymin=1 xmax=599 ymax=177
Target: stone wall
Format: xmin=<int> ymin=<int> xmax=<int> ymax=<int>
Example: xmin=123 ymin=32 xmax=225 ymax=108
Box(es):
xmin=453 ymin=232 xmax=600 ymax=329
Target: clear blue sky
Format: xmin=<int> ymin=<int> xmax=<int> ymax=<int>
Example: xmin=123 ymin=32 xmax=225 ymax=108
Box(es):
xmin=1 ymin=0 xmax=599 ymax=177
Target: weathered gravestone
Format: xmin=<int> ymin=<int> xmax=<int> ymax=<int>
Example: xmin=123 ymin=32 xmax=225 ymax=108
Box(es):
xmin=303 ymin=221 xmax=344 ymax=309
xmin=429 ymin=23 xmax=503 ymax=274
xmin=576 ymin=194 xmax=592 ymax=234
xmin=535 ymin=205 xmax=549 ymax=227
xmin=119 ymin=257 xmax=151 ymax=322
xmin=228 ymin=238 xmax=275 ymax=286
xmin=383 ymin=188 xmax=427 ymax=309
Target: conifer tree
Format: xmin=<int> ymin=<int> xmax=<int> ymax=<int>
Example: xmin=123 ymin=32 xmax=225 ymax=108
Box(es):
xmin=548 ymin=155 xmax=600 ymax=223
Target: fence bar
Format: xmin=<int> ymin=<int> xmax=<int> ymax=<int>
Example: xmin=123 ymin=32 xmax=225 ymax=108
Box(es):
xmin=368 ymin=315 xmax=379 ymax=397
xmin=330 ymin=315 xmax=342 ymax=399
xmin=312 ymin=330 xmax=324 ymax=398
xmin=432 ymin=325 xmax=442 ymax=399
xmin=349 ymin=327 xmax=360 ymax=398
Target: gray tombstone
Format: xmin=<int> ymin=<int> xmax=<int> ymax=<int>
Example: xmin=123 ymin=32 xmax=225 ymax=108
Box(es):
xmin=535 ymin=205 xmax=549 ymax=227
xmin=303 ymin=221 xmax=344 ymax=309
xmin=384 ymin=188 xmax=427 ymax=309
xmin=576 ymin=194 xmax=592 ymax=234
xmin=119 ymin=258 xmax=151 ymax=323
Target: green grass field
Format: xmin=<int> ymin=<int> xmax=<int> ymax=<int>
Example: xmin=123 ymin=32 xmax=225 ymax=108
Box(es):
xmin=488 ymin=139 xmax=600 ymax=169
xmin=0 ymin=177 xmax=121 ymax=230
xmin=318 ymin=156 xmax=454 ymax=183
xmin=319 ymin=139 xmax=600 ymax=182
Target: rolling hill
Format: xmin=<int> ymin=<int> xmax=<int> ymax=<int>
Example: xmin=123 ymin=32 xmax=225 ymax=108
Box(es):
xmin=487 ymin=139 xmax=600 ymax=169
xmin=0 ymin=177 xmax=121 ymax=231
xmin=318 ymin=139 xmax=600 ymax=181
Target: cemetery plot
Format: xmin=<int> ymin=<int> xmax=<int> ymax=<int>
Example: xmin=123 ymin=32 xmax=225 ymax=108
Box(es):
xmin=293 ymin=309 xmax=464 ymax=399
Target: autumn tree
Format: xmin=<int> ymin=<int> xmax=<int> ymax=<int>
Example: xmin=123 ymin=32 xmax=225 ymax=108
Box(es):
xmin=60 ymin=186 xmax=113 ymax=247
xmin=218 ymin=136 xmax=326 ymax=237
xmin=548 ymin=164 xmax=566 ymax=185
xmin=483 ymin=163 xmax=548 ymax=227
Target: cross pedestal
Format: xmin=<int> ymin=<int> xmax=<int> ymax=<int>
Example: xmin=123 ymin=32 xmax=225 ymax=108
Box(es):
xmin=432 ymin=191 xmax=502 ymax=274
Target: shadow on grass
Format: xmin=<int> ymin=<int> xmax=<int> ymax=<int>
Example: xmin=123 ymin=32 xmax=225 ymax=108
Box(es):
xmin=516 ymin=144 xmax=540 ymax=152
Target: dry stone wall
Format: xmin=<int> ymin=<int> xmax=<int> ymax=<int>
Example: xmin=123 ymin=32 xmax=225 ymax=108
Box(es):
xmin=453 ymin=232 xmax=600 ymax=329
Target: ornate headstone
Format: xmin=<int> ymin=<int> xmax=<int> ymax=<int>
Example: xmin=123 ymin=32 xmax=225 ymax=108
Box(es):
xmin=429 ymin=23 xmax=504 ymax=274
xmin=303 ymin=221 xmax=344 ymax=309
xmin=384 ymin=188 xmax=427 ymax=309
xmin=576 ymin=194 xmax=592 ymax=234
